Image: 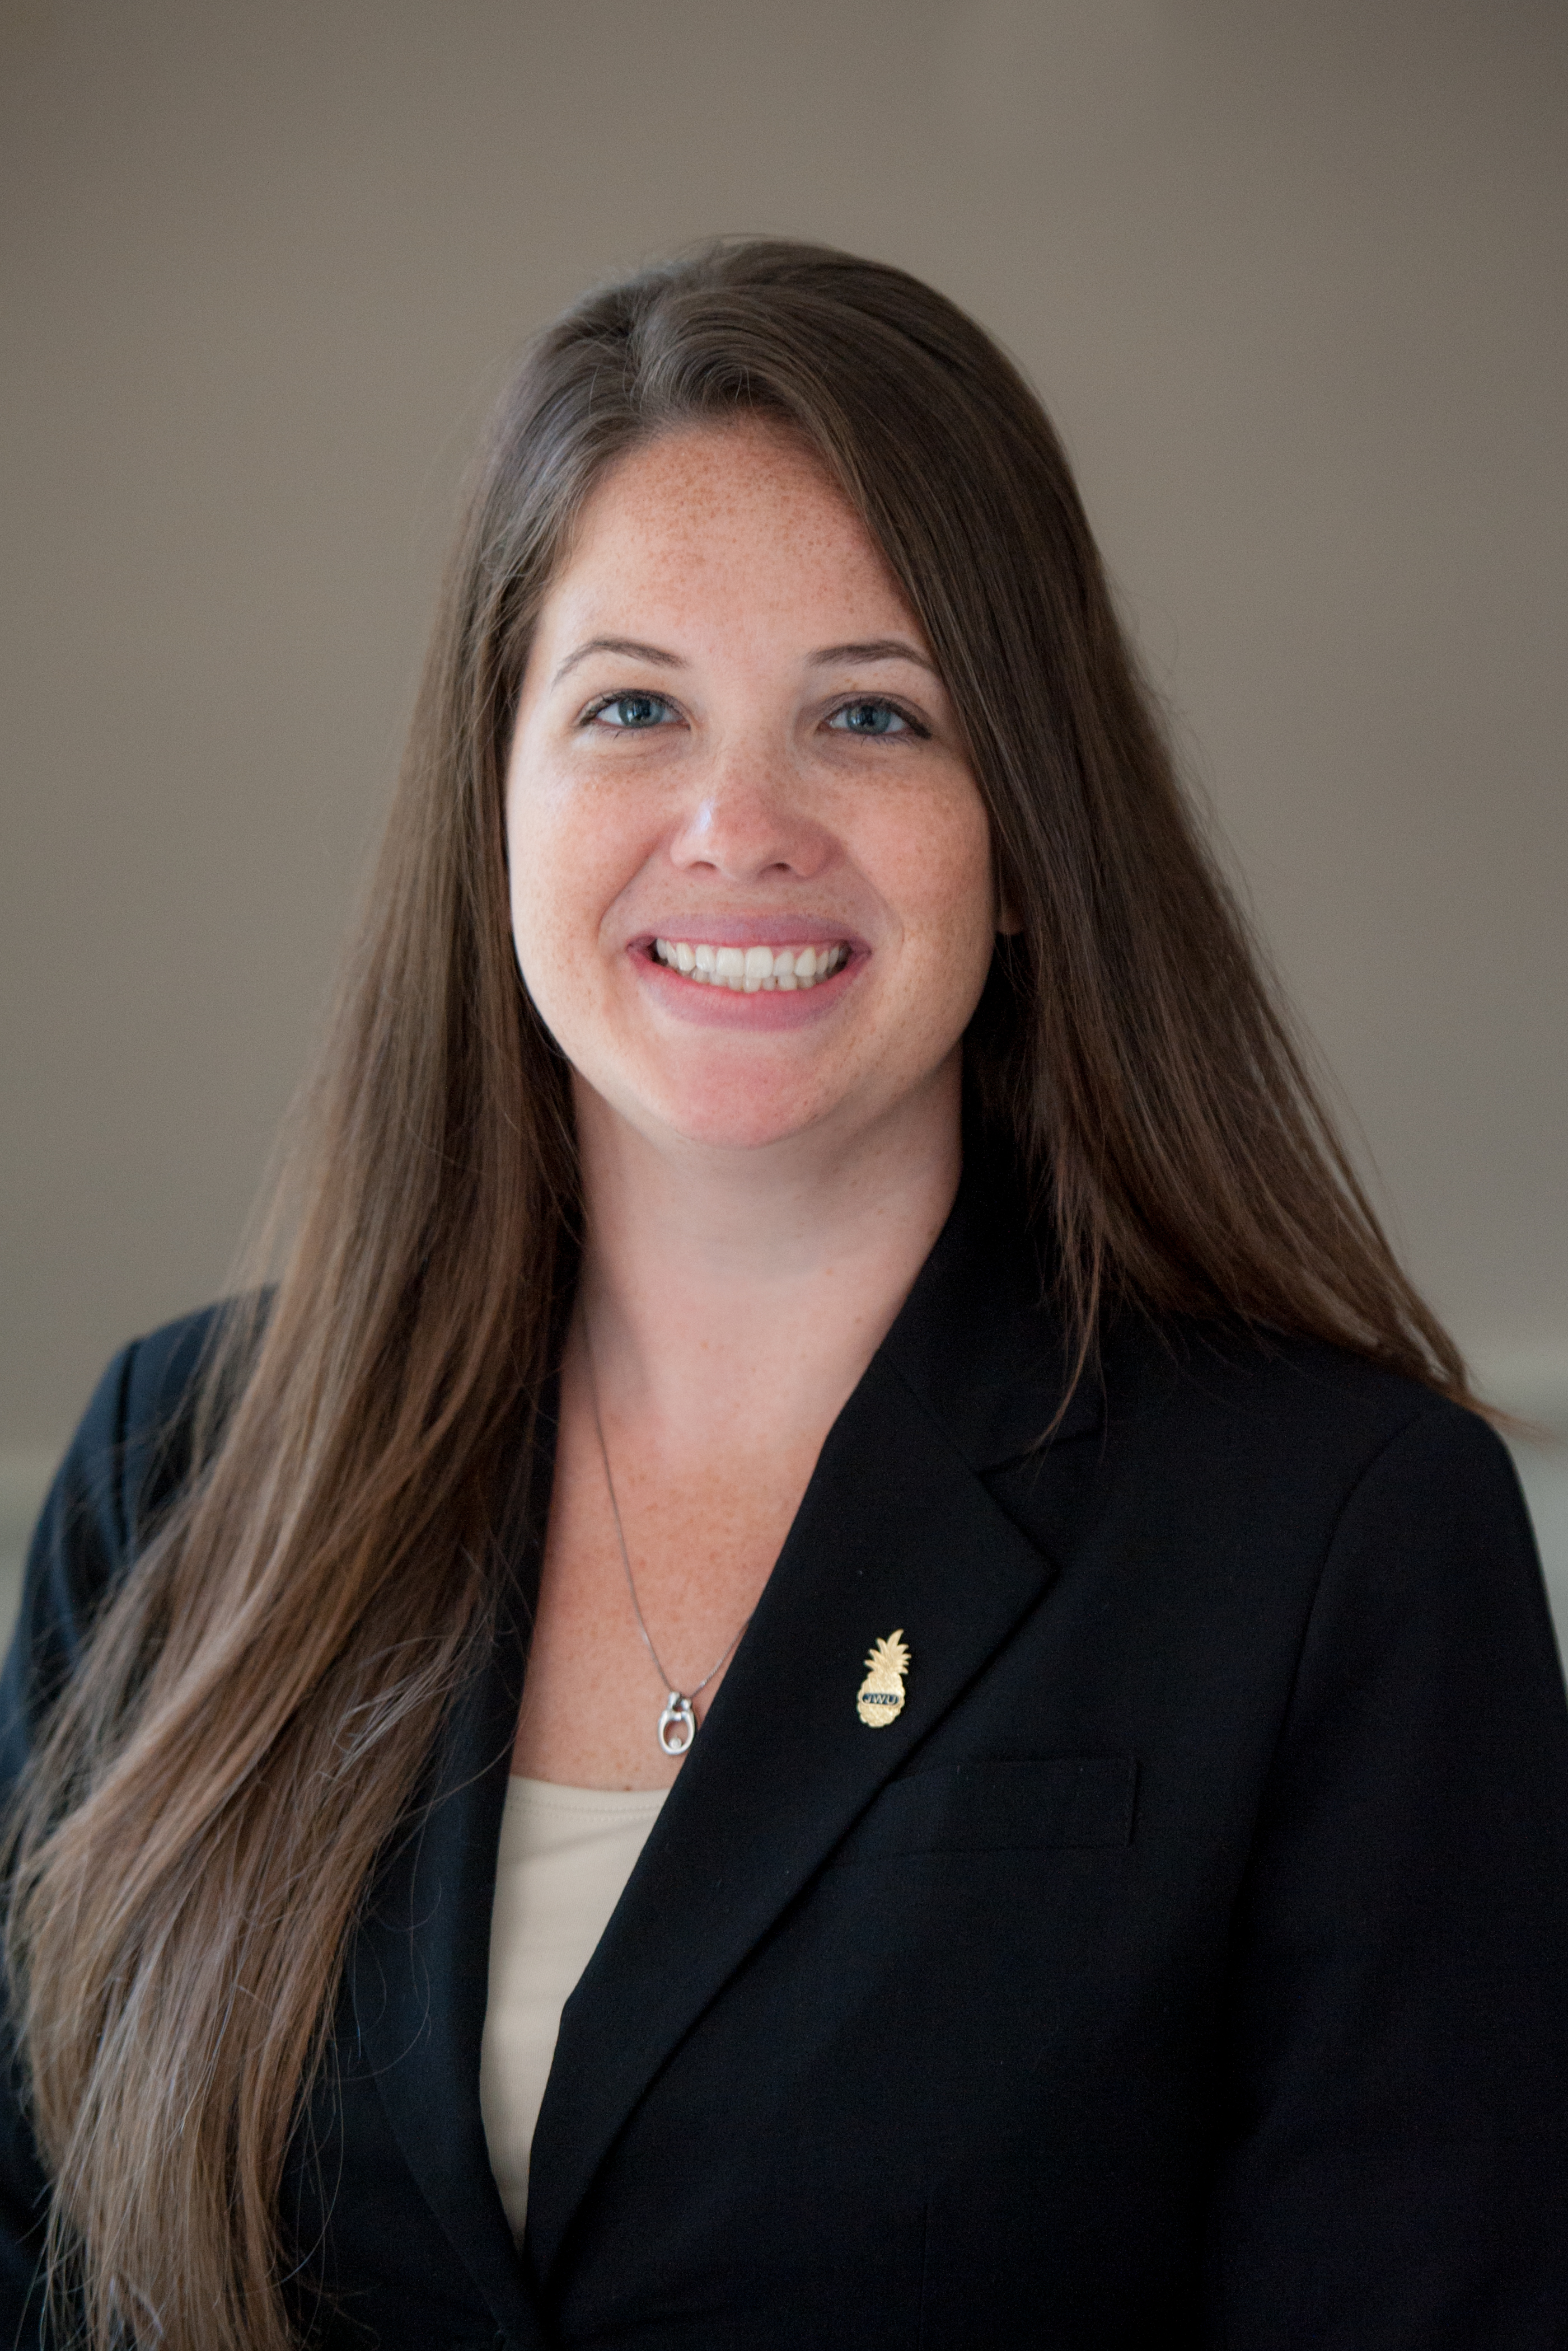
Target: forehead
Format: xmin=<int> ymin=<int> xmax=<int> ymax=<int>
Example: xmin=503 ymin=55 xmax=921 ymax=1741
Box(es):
xmin=539 ymin=420 xmax=924 ymax=647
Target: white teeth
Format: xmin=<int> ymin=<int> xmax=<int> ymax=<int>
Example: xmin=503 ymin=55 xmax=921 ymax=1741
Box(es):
xmin=651 ymin=939 xmax=848 ymax=990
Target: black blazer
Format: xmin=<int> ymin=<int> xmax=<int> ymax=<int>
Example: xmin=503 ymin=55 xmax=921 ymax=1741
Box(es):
xmin=4 ymin=1174 xmax=1568 ymax=2349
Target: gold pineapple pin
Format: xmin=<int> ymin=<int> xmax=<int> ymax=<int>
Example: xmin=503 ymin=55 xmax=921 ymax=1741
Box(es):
xmin=856 ymin=1631 xmax=910 ymax=1727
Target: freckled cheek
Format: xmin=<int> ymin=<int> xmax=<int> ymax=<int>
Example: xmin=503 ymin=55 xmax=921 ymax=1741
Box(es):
xmin=860 ymin=796 xmax=996 ymax=959
xmin=506 ymin=781 xmax=653 ymax=972
xmin=504 ymin=807 xmax=557 ymax=973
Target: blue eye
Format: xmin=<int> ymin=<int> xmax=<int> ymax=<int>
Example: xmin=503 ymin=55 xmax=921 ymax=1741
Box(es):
xmin=591 ymin=692 xmax=676 ymax=730
xmin=828 ymin=699 xmax=917 ymax=737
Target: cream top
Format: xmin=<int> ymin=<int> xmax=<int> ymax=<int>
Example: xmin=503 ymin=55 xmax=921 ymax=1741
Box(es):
xmin=479 ymin=1773 xmax=668 ymax=2238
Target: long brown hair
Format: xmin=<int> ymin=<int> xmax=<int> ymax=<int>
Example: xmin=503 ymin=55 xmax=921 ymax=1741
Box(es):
xmin=6 ymin=238 xmax=1473 ymax=2350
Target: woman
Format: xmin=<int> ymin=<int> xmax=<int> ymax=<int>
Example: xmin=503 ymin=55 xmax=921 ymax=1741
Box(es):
xmin=3 ymin=240 xmax=1566 ymax=2350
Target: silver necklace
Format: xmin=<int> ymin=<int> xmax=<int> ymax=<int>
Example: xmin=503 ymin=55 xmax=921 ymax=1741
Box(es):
xmin=583 ymin=1330 xmax=753 ymax=1758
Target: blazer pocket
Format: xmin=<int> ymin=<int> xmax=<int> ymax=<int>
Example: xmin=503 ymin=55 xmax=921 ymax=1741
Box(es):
xmin=832 ymin=1757 xmax=1138 ymax=1863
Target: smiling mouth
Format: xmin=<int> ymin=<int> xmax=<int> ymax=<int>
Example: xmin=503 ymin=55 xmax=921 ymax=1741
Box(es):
xmin=650 ymin=938 xmax=851 ymax=992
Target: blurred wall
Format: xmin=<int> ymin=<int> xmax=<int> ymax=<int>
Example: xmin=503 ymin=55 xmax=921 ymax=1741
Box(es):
xmin=2 ymin=2 xmax=1565 ymax=1607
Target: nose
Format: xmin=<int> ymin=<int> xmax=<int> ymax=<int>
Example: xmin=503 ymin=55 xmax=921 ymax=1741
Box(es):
xmin=667 ymin=749 xmax=835 ymax=886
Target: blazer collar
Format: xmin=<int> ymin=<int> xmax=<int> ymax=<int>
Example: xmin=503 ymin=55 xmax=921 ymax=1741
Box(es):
xmin=524 ymin=1157 xmax=1101 ymax=2291
xmin=876 ymin=1153 xmax=1102 ymax=1469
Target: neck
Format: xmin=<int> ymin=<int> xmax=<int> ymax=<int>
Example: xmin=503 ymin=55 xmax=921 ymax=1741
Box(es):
xmin=572 ymin=1059 xmax=963 ymax=1447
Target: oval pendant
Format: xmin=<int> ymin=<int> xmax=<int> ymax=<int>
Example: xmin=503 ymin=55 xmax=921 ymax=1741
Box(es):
xmin=658 ymin=1693 xmax=696 ymax=1755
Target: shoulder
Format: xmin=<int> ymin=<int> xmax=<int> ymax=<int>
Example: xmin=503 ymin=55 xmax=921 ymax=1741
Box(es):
xmin=1102 ymin=1308 xmax=1514 ymax=1518
xmin=60 ymin=1298 xmax=236 ymax=1554
xmin=904 ymin=1168 xmax=1524 ymax=1576
xmin=994 ymin=1303 xmax=1544 ymax=1665
xmin=0 ymin=1301 xmax=251 ymax=1765
xmin=1087 ymin=1313 xmax=1554 ymax=1689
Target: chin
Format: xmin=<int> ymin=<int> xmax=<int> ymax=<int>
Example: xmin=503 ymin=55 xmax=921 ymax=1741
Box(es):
xmin=662 ymin=1095 xmax=837 ymax=1154
xmin=644 ymin=1064 xmax=850 ymax=1154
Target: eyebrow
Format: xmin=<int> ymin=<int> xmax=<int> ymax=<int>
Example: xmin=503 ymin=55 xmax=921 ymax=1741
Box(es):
xmin=551 ymin=636 xmax=687 ymax=687
xmin=549 ymin=631 xmax=940 ymax=690
xmin=808 ymin=638 xmax=938 ymax=675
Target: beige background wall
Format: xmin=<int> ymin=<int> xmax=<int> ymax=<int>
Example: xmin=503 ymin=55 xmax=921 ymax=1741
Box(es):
xmin=3 ymin=3 xmax=1565 ymax=1610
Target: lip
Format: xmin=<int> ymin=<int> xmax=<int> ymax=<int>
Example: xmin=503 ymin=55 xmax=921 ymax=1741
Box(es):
xmin=629 ymin=916 xmax=867 ymax=951
xmin=626 ymin=926 xmax=866 ymax=1029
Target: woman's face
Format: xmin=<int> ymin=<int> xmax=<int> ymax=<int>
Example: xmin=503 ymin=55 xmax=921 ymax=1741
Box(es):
xmin=505 ymin=421 xmax=1000 ymax=1158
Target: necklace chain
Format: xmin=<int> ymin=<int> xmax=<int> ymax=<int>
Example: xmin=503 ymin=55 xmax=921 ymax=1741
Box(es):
xmin=583 ymin=1321 xmax=753 ymax=1756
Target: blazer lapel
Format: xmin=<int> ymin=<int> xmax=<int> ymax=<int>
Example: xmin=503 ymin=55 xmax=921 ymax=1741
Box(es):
xmin=526 ymin=1170 xmax=1099 ymax=2289
xmin=348 ymin=1500 xmax=550 ymax=2347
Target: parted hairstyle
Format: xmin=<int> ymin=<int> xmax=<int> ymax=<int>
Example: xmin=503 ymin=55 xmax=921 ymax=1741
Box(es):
xmin=6 ymin=239 xmax=1474 ymax=2350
